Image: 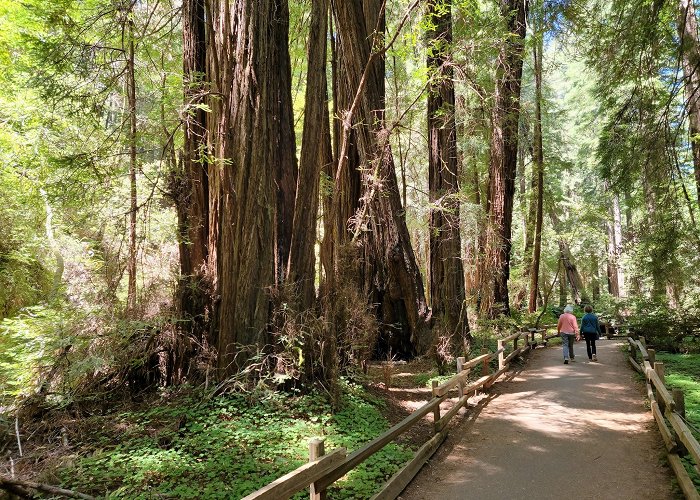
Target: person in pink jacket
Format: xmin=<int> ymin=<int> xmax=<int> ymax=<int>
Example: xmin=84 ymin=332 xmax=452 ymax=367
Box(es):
xmin=557 ymin=305 xmax=580 ymax=364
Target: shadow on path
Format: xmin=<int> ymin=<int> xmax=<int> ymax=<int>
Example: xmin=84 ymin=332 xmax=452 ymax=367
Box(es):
xmin=399 ymin=340 xmax=678 ymax=500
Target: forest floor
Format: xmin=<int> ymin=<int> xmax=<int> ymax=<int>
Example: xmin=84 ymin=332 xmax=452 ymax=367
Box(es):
xmin=398 ymin=340 xmax=679 ymax=500
xmin=0 ymin=341 xmax=682 ymax=500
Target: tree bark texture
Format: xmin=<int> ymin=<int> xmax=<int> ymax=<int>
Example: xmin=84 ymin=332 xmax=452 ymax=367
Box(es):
xmin=170 ymin=0 xmax=212 ymax=382
xmin=426 ymin=0 xmax=469 ymax=349
xmin=332 ymin=0 xmax=430 ymax=357
xmin=484 ymin=0 xmax=528 ymax=317
xmin=287 ymin=0 xmax=330 ymax=309
xmin=528 ymin=36 xmax=544 ymax=314
xmin=207 ymin=0 xmax=295 ymax=374
xmin=677 ymin=0 xmax=700 ymax=205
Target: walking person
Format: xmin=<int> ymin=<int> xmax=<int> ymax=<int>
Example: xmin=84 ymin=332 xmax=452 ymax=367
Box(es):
xmin=557 ymin=305 xmax=579 ymax=364
xmin=580 ymin=304 xmax=601 ymax=362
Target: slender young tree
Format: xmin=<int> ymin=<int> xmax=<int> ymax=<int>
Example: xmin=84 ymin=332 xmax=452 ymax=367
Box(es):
xmin=426 ymin=0 xmax=470 ymax=348
xmin=124 ymin=4 xmax=138 ymax=315
xmin=484 ymin=0 xmax=528 ymax=316
xmin=528 ymin=28 xmax=544 ymax=314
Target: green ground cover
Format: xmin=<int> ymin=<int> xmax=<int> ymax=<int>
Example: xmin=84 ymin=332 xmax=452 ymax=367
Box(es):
xmin=655 ymin=353 xmax=700 ymax=489
xmin=56 ymin=383 xmax=413 ymax=499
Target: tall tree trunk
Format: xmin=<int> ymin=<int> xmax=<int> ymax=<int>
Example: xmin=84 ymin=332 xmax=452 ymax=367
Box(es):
xmin=209 ymin=0 xmax=295 ymax=375
xmin=612 ymin=192 xmax=625 ymax=297
xmin=331 ymin=0 xmax=430 ymax=357
xmin=274 ymin=1 xmax=299 ymax=285
xmin=484 ymin=0 xmax=528 ymax=317
xmin=126 ymin=16 xmax=138 ymax=315
xmin=171 ymin=0 xmax=212 ymax=382
xmin=678 ymin=0 xmax=700 ymax=204
xmin=426 ymin=0 xmax=470 ymax=351
xmin=287 ymin=0 xmax=330 ymax=309
xmin=558 ymin=266 xmax=566 ymax=308
xmin=528 ymin=34 xmax=544 ymax=314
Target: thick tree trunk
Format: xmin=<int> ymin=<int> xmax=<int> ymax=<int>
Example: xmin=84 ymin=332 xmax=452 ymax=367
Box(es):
xmin=427 ymin=0 xmax=469 ymax=351
xmin=287 ymin=0 xmax=330 ymax=309
xmin=332 ymin=0 xmax=430 ymax=357
xmin=209 ymin=0 xmax=294 ymax=375
xmin=528 ymin=36 xmax=544 ymax=314
xmin=678 ymin=0 xmax=700 ymax=204
xmin=558 ymin=267 xmax=566 ymax=308
xmin=484 ymin=0 xmax=528 ymax=317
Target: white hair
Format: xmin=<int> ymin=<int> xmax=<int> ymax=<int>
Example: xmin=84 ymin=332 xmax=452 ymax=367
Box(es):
xmin=564 ymin=305 xmax=574 ymax=313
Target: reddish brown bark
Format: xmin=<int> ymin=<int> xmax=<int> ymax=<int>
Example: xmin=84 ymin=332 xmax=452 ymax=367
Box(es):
xmin=287 ymin=0 xmax=330 ymax=309
xmin=331 ymin=0 xmax=430 ymax=356
xmin=208 ymin=0 xmax=295 ymax=374
xmin=484 ymin=0 xmax=528 ymax=317
xmin=427 ymin=0 xmax=469 ymax=349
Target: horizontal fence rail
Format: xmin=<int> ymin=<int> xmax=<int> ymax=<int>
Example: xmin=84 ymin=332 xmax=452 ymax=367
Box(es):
xmin=243 ymin=326 xmax=551 ymax=500
xmin=628 ymin=336 xmax=700 ymax=500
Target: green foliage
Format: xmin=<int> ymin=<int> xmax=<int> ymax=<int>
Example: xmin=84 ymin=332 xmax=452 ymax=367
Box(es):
xmin=56 ymin=383 xmax=413 ymax=499
xmin=655 ymin=353 xmax=700 ymax=488
xmin=623 ymin=294 xmax=700 ymax=352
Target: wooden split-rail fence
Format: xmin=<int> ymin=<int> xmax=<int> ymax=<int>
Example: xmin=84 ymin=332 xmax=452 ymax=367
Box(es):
xmin=628 ymin=336 xmax=700 ymax=500
xmin=242 ymin=328 xmax=545 ymax=500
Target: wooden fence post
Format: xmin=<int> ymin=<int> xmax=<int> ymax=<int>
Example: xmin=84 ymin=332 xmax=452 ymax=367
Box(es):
xmin=673 ymin=390 xmax=686 ymax=419
xmin=513 ymin=335 xmax=518 ymax=354
xmin=457 ymin=357 xmax=465 ymax=399
xmin=432 ymin=380 xmax=440 ymax=435
xmin=654 ymin=362 xmax=666 ymax=413
xmin=648 ymin=348 xmax=656 ymax=366
xmin=639 ymin=336 xmax=647 ymax=349
xmin=481 ymin=347 xmax=489 ymax=376
xmin=498 ymin=340 xmax=504 ymax=371
xmin=309 ymin=438 xmax=326 ymax=500
xmin=655 ymin=362 xmax=665 ymax=384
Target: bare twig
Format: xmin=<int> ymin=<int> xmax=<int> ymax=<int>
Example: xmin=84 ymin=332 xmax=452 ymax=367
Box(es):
xmin=14 ymin=418 xmax=22 ymax=457
xmin=0 ymin=476 xmax=96 ymax=500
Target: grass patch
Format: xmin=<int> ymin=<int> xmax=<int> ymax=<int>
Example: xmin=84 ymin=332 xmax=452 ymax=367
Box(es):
xmin=55 ymin=382 xmax=414 ymax=499
xmin=655 ymin=353 xmax=700 ymax=489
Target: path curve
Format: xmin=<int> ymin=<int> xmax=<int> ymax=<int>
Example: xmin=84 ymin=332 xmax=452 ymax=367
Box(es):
xmin=399 ymin=340 xmax=677 ymax=500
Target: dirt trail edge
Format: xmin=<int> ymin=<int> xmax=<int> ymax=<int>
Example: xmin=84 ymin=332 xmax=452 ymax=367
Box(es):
xmin=399 ymin=340 xmax=677 ymax=500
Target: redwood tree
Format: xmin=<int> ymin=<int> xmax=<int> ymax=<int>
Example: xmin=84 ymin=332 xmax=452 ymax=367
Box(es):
xmin=287 ymin=0 xmax=331 ymax=309
xmin=426 ymin=0 xmax=469 ymax=348
xmin=528 ymin=28 xmax=544 ymax=314
xmin=677 ymin=0 xmax=700 ymax=204
xmin=208 ymin=0 xmax=297 ymax=374
xmin=484 ymin=0 xmax=528 ymax=316
xmin=331 ymin=0 xmax=431 ymax=356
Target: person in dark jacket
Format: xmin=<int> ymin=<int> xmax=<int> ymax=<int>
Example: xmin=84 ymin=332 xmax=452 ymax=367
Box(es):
xmin=580 ymin=305 xmax=601 ymax=362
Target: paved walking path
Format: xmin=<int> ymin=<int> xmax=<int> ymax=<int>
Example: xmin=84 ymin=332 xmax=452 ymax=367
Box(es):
xmin=400 ymin=340 xmax=677 ymax=500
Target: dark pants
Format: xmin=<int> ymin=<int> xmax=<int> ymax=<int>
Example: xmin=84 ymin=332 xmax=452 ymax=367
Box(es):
xmin=584 ymin=332 xmax=597 ymax=359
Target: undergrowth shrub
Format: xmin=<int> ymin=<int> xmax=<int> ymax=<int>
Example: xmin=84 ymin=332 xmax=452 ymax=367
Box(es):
xmin=625 ymin=295 xmax=700 ymax=352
